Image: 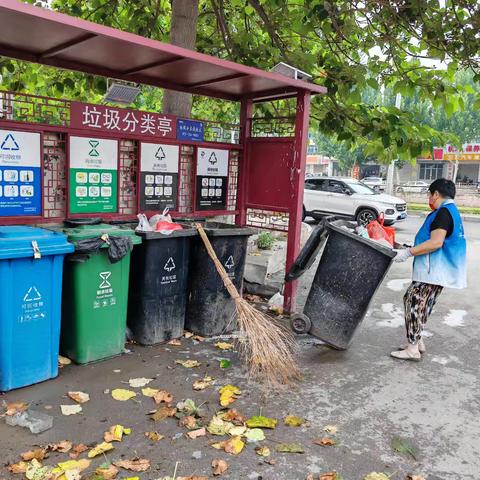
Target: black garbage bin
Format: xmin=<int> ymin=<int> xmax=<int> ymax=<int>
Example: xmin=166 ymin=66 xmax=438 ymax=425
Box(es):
xmin=286 ymin=218 xmax=395 ymax=349
xmin=127 ymin=226 xmax=196 ymax=345
xmin=185 ymin=222 xmax=253 ymax=337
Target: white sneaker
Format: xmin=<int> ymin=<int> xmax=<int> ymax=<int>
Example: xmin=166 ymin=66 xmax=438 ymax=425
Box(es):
xmin=391 ymin=347 xmax=421 ymax=362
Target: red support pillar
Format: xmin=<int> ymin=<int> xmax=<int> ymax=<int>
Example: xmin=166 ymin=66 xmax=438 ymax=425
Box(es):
xmin=284 ymin=90 xmax=311 ymax=312
xmin=236 ymin=98 xmax=253 ymax=226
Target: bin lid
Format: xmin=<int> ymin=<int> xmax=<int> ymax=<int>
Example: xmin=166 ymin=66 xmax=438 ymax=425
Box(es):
xmin=0 ymin=226 xmax=74 ymax=260
xmin=196 ymin=222 xmax=255 ymax=237
xmin=61 ymin=223 xmax=142 ymax=245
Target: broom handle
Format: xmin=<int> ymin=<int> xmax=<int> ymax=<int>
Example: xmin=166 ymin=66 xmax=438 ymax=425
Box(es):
xmin=194 ymin=223 xmax=241 ymax=300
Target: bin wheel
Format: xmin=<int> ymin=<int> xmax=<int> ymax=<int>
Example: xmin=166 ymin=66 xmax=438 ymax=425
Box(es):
xmin=290 ymin=313 xmax=312 ymax=334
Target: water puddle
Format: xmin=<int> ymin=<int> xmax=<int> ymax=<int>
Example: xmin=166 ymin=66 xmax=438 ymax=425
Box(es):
xmin=386 ymin=278 xmax=411 ymax=292
xmin=376 ymin=303 xmax=404 ymax=328
xmin=443 ymin=309 xmax=467 ymax=327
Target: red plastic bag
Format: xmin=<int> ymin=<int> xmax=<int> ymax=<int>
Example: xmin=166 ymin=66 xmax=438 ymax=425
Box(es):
xmin=155 ymin=220 xmax=183 ymax=232
xmin=366 ymin=213 xmax=395 ymax=247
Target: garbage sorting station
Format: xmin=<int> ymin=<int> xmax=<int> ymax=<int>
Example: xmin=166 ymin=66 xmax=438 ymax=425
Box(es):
xmin=0 ymin=0 xmax=326 ymax=390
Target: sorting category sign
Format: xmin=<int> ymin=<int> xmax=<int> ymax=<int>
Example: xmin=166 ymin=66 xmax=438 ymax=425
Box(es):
xmin=69 ymin=136 xmax=118 ymax=214
xmin=0 ymin=129 xmax=41 ymax=216
xmin=196 ymin=148 xmax=229 ymax=211
xmin=140 ymin=142 xmax=179 ymax=211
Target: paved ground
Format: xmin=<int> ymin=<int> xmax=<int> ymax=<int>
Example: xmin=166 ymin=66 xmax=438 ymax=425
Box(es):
xmin=1 ymin=217 xmax=479 ymax=480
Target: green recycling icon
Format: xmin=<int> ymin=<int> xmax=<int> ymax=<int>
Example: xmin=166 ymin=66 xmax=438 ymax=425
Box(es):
xmin=88 ymin=139 xmax=100 ymax=157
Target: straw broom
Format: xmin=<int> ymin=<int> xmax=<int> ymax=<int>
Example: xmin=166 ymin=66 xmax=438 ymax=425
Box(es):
xmin=195 ymin=223 xmax=300 ymax=385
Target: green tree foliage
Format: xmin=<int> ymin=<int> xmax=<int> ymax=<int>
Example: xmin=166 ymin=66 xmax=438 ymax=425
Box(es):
xmin=1 ymin=0 xmax=479 ymax=163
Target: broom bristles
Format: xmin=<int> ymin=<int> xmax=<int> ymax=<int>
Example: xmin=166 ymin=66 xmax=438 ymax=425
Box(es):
xmin=195 ymin=223 xmax=301 ymax=385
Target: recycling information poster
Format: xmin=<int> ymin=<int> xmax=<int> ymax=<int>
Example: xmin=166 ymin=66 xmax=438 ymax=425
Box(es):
xmin=69 ymin=136 xmax=118 ymax=214
xmin=140 ymin=143 xmax=179 ymax=211
xmin=0 ymin=129 xmax=41 ymax=216
xmin=195 ymin=148 xmax=229 ymax=211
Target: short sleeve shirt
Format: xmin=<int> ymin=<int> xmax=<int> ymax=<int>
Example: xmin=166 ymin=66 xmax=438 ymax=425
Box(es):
xmin=430 ymin=207 xmax=454 ymax=237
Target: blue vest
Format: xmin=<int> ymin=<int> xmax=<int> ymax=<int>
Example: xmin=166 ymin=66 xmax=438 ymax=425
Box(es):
xmin=413 ymin=200 xmax=467 ymax=288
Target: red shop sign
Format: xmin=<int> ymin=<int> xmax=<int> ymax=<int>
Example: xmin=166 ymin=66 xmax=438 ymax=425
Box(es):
xmin=70 ymin=101 xmax=177 ymax=139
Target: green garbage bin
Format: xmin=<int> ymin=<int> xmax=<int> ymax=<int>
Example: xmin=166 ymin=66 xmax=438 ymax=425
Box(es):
xmin=59 ymin=223 xmax=141 ymax=364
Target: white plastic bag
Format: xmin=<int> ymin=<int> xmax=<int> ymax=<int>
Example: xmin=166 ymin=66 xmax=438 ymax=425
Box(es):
xmin=149 ymin=207 xmax=172 ymax=229
xmin=136 ymin=213 xmax=153 ymax=232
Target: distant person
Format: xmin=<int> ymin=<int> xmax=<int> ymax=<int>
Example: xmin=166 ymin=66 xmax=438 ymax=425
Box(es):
xmin=391 ymin=178 xmax=467 ymax=361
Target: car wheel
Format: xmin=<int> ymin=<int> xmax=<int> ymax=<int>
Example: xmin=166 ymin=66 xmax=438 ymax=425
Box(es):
xmin=356 ymin=208 xmax=377 ymax=225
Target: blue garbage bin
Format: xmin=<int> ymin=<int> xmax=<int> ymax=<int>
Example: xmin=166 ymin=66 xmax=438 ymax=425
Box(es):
xmin=0 ymin=226 xmax=73 ymax=391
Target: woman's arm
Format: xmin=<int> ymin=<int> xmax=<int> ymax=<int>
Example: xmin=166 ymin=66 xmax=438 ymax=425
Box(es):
xmin=410 ymin=228 xmax=447 ymax=256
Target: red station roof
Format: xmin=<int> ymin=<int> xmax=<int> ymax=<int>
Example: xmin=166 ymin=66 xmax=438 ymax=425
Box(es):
xmin=0 ymin=0 xmax=326 ymax=102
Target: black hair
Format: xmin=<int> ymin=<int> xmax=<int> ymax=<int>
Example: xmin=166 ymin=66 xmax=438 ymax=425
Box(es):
xmin=428 ymin=178 xmax=456 ymax=199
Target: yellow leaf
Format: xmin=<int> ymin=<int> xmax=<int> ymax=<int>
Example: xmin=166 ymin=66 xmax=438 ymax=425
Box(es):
xmin=145 ymin=431 xmax=164 ymax=441
xmin=88 ymin=442 xmax=114 ymax=458
xmin=142 ymin=387 xmax=159 ymax=397
xmin=60 ymin=404 xmax=82 ymax=416
xmin=215 ymin=342 xmax=234 ymax=350
xmin=55 ymin=460 xmax=91 ymax=472
xmin=223 ymin=436 xmax=245 ymax=455
xmin=228 ymin=426 xmax=247 ymax=436
xmin=284 ymin=415 xmax=305 ymax=427
xmin=363 ymin=474 xmax=390 ymax=480
xmin=193 ymin=376 xmax=214 ymax=391
xmin=104 ymin=424 xmax=131 ymax=442
xmin=246 ymin=415 xmax=277 ymax=429
xmin=219 ymin=384 xmax=241 ymax=407
xmin=175 ymin=359 xmax=201 ymax=368
xmin=58 ymin=355 xmax=72 ymax=365
xmin=111 ymin=389 xmax=136 ymax=401
xmin=128 ymin=377 xmax=153 ymax=388
xmin=95 ymin=464 xmax=119 ymax=480
xmin=67 ymin=391 xmax=90 ymax=404
xmin=207 ymin=415 xmax=234 ymax=436
xmin=255 ymin=446 xmax=271 ymax=457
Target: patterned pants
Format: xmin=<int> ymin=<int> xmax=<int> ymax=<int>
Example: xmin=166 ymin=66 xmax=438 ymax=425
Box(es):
xmin=404 ymin=281 xmax=443 ymax=344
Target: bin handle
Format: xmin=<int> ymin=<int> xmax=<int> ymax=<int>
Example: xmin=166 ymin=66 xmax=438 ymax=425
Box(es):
xmin=31 ymin=240 xmax=41 ymax=260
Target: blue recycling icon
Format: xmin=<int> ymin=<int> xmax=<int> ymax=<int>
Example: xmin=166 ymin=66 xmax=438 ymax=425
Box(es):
xmin=1 ymin=133 xmax=19 ymax=151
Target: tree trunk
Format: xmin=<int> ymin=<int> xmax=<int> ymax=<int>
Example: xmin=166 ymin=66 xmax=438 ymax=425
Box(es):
xmin=162 ymin=0 xmax=199 ymax=117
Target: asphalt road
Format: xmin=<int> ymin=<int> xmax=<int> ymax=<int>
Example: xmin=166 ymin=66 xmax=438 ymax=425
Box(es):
xmin=0 ymin=215 xmax=478 ymax=480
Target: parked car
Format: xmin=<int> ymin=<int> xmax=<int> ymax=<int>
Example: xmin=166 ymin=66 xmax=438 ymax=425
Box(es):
xmin=361 ymin=176 xmax=385 ymax=192
xmin=396 ymin=181 xmax=429 ymax=194
xmin=303 ymin=176 xmax=407 ymax=225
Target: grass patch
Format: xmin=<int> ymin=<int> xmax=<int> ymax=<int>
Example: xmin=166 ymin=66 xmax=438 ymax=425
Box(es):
xmin=408 ymin=203 xmax=480 ymax=215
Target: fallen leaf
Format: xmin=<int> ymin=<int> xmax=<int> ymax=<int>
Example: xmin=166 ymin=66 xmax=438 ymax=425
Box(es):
xmin=324 ymin=425 xmax=338 ymax=434
xmin=212 ymin=459 xmax=228 ymax=476
xmin=67 ymin=391 xmax=90 ymax=404
xmin=228 ymin=425 xmax=247 ymax=436
xmin=104 ymin=424 xmax=132 ymax=442
xmin=264 ymin=459 xmax=276 ymax=465
xmin=284 ymin=415 xmax=305 ymax=427
xmin=61 ymin=404 xmax=82 ymax=416
xmin=255 ymin=446 xmax=270 ymax=457
xmin=88 ymin=442 xmax=114 ymax=458
xmin=69 ymin=444 xmax=87 ymax=459
xmin=176 ymin=399 xmax=203 ymax=418
xmin=150 ymin=406 xmax=177 ymax=421
xmin=142 ymin=387 xmax=159 ymax=397
xmin=175 ymin=359 xmax=201 ymax=368
xmin=184 ymin=331 xmax=194 ymax=338
xmin=58 ymin=355 xmax=72 ymax=366
xmin=145 ymin=431 xmax=164 ymax=441
xmin=179 ymin=415 xmax=198 ymax=429
xmin=153 ymin=390 xmax=173 ymax=405
xmin=128 ymin=377 xmax=153 ymax=388
xmin=363 ymin=474 xmax=389 ymax=480
xmin=167 ymin=339 xmax=182 ymax=346
xmin=212 ymin=436 xmax=245 ymax=455
xmin=7 ymin=461 xmax=28 ymax=474
xmin=193 ymin=376 xmax=214 ymax=391
xmin=113 ymin=459 xmax=150 ymax=472
xmin=215 ymin=342 xmax=234 ymax=350
xmin=319 ymin=473 xmax=338 ymax=480
xmin=5 ymin=401 xmax=28 ymax=416
xmin=21 ymin=448 xmax=47 ymax=461
xmin=221 ymin=409 xmax=246 ymax=425
xmin=276 ymin=443 xmax=304 ymax=453
xmin=246 ymin=415 xmax=277 ymax=429
xmin=219 ymin=384 xmax=241 ymax=407
xmin=111 ymin=389 xmax=136 ymax=401
xmin=406 ymin=476 xmax=426 ymax=480
xmin=51 ymin=459 xmax=91 ymax=480
xmin=244 ymin=428 xmax=265 ymax=442
xmin=392 ymin=436 xmax=417 ymax=460
xmin=186 ymin=427 xmax=206 ymax=439
xmin=95 ymin=463 xmax=119 ymax=480
xmin=219 ymin=359 xmax=231 ymax=369
xmin=207 ymin=415 xmax=234 ymax=436
xmin=192 ymin=335 xmax=205 ymax=342
xmin=49 ymin=440 xmax=73 ymax=453
xmin=25 ymin=459 xmax=52 ymax=480
xmin=313 ymin=437 xmax=336 ymax=446
xmin=177 ymin=477 xmax=208 ymax=480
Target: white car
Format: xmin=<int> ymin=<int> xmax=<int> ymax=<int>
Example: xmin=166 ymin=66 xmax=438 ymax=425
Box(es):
xmin=361 ymin=176 xmax=385 ymax=192
xmin=303 ymin=177 xmax=407 ymax=225
xmin=396 ymin=181 xmax=429 ymax=194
